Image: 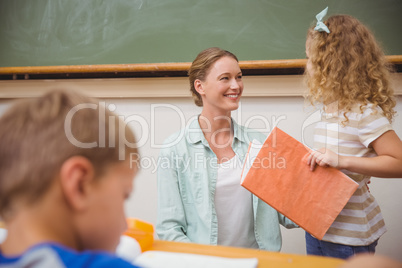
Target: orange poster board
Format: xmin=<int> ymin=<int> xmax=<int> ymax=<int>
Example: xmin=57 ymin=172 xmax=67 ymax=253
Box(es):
xmin=241 ymin=127 xmax=358 ymax=240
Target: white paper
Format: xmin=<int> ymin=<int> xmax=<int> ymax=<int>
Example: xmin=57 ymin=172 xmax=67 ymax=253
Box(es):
xmin=240 ymin=139 xmax=262 ymax=184
xmin=134 ymin=251 xmax=258 ymax=268
xmin=116 ymin=235 xmax=142 ymax=263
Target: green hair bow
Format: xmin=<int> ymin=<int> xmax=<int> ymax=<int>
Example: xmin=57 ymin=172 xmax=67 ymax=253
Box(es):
xmin=314 ymin=7 xmax=330 ymax=33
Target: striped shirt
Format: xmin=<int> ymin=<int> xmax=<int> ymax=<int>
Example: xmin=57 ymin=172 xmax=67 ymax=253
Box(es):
xmin=314 ymin=103 xmax=393 ymax=246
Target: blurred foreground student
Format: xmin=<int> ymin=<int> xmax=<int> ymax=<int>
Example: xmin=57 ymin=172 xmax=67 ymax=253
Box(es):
xmin=156 ymin=47 xmax=297 ymax=250
xmin=304 ymin=8 xmax=402 ymax=259
xmin=0 ymin=90 xmax=141 ymax=267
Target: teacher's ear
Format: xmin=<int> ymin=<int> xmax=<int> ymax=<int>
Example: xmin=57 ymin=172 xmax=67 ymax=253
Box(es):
xmin=194 ymin=79 xmax=205 ymax=96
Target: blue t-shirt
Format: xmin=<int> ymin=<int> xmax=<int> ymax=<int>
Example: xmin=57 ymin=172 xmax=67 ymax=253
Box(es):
xmin=0 ymin=243 xmax=141 ymax=268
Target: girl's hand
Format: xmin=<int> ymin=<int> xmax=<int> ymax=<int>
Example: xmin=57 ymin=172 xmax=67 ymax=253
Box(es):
xmin=302 ymin=131 xmax=402 ymax=177
xmin=305 ymin=148 xmax=342 ymax=171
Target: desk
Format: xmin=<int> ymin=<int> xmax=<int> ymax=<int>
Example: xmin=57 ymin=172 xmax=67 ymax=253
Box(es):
xmin=149 ymin=240 xmax=344 ymax=268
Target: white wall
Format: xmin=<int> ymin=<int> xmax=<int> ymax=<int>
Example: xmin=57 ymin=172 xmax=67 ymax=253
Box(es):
xmin=0 ymin=75 xmax=401 ymax=261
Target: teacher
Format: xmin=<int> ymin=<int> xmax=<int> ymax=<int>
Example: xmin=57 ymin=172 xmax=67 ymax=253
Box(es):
xmin=156 ymin=47 xmax=296 ymax=250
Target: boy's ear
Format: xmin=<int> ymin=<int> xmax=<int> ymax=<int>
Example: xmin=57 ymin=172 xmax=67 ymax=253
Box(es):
xmin=59 ymin=156 xmax=96 ymax=211
xmin=194 ymin=79 xmax=205 ymax=96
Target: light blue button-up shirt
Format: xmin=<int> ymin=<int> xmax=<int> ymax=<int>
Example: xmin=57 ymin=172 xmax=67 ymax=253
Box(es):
xmin=156 ymin=117 xmax=297 ymax=251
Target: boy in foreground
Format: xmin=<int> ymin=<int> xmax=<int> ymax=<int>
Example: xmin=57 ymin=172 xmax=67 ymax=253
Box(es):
xmin=0 ymin=89 xmax=141 ymax=267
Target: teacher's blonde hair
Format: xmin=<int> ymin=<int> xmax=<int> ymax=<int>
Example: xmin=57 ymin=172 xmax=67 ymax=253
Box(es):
xmin=188 ymin=47 xmax=239 ymax=107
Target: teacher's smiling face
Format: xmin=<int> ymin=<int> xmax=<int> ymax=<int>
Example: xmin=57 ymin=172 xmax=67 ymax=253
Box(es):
xmin=195 ymin=56 xmax=243 ymax=114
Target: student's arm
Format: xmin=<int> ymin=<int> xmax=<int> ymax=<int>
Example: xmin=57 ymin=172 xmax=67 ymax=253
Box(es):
xmin=156 ymin=147 xmax=191 ymax=243
xmin=307 ymin=130 xmax=402 ymax=178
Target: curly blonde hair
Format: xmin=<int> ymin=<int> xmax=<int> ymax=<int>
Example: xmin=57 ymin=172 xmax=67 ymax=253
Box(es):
xmin=305 ymin=15 xmax=396 ymax=123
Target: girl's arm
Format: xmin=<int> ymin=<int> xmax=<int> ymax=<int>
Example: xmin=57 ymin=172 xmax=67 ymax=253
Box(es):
xmin=307 ymin=130 xmax=402 ymax=178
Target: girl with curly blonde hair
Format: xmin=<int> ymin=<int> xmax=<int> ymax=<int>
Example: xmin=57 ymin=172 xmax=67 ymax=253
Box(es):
xmin=304 ymin=8 xmax=402 ymax=259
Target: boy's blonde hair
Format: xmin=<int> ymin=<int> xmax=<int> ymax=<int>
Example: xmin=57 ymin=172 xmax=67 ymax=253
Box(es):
xmin=305 ymin=15 xmax=396 ymax=123
xmin=188 ymin=47 xmax=239 ymax=107
xmin=0 ymin=89 xmax=138 ymax=220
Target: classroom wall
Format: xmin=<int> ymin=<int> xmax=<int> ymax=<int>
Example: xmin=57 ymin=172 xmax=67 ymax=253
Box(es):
xmin=0 ymin=74 xmax=401 ymax=261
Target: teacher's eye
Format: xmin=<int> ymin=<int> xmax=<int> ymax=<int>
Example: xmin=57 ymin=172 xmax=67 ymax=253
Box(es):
xmin=237 ymin=75 xmax=242 ymax=79
xmin=220 ymin=77 xmax=229 ymax=80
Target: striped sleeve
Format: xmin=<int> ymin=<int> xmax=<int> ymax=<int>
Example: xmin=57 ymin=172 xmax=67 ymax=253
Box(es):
xmin=358 ymin=107 xmax=393 ymax=148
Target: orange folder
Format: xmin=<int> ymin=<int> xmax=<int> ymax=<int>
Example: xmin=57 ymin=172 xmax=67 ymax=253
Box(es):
xmin=240 ymin=127 xmax=359 ymax=240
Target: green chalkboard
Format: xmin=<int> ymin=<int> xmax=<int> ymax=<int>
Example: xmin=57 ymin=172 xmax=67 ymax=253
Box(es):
xmin=0 ymin=0 xmax=401 ymax=67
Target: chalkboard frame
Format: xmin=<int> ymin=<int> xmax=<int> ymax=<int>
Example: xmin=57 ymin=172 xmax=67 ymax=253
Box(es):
xmin=0 ymin=56 xmax=401 ymax=80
